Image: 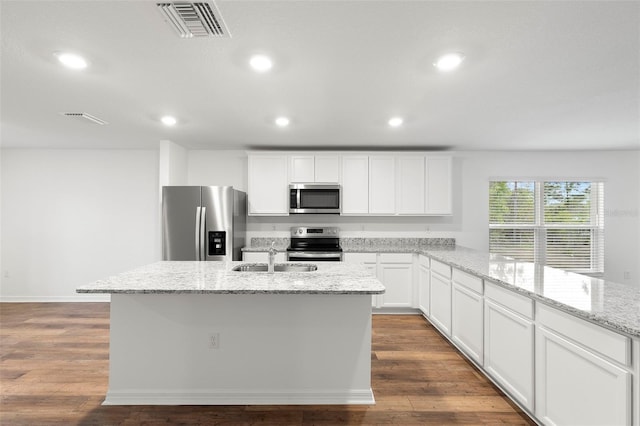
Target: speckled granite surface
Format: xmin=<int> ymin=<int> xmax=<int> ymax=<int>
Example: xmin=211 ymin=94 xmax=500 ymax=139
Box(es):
xmin=422 ymin=246 xmax=640 ymax=338
xmin=243 ymin=238 xmax=290 ymax=251
xmin=242 ymin=237 xmax=455 ymax=252
xmin=242 ymin=238 xmax=640 ymax=337
xmin=76 ymin=261 xmax=385 ymax=295
xmin=342 ymin=238 xmax=455 ymax=252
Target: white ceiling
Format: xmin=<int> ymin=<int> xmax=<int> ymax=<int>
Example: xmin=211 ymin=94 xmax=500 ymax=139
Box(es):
xmin=1 ymin=0 xmax=639 ymax=151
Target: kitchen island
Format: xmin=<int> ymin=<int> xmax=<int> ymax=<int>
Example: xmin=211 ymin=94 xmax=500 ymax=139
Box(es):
xmin=76 ymin=261 xmax=385 ymax=406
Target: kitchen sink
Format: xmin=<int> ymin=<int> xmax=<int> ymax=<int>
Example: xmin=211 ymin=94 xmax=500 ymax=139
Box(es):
xmin=231 ymin=263 xmax=318 ymax=272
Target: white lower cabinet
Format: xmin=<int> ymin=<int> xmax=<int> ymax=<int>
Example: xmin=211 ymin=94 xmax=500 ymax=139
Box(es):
xmin=535 ymin=304 xmax=632 ymax=426
xmin=483 ymin=282 xmax=534 ymax=411
xmin=422 ymin=260 xmax=637 ymax=426
xmin=429 ymin=260 xmax=452 ymax=336
xmin=418 ymin=255 xmax=430 ymax=316
xmin=343 ymin=252 xmax=414 ymax=309
xmin=451 ymin=270 xmax=483 ymax=364
xmin=377 ymin=253 xmax=413 ymax=308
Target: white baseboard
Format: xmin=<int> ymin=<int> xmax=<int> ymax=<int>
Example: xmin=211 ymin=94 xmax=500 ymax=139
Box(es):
xmin=103 ymin=389 xmax=376 ymax=406
xmin=0 ymin=295 xmax=110 ymax=303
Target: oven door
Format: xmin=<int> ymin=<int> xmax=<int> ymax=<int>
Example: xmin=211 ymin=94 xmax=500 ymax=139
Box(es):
xmin=287 ymin=251 xmax=343 ymax=262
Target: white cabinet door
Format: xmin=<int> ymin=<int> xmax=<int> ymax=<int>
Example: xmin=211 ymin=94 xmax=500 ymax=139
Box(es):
xmin=341 ymin=156 xmax=369 ymax=215
xmin=290 ymin=155 xmax=339 ymax=183
xmin=248 ymin=155 xmax=289 ymax=215
xmin=290 ymin=155 xmax=315 ymax=182
xmin=314 ymin=155 xmax=340 ymax=182
xmin=369 ymin=156 xmax=395 ymax=215
xmin=397 ymin=157 xmax=425 ymax=214
xmin=484 ymin=298 xmax=534 ymax=411
xmin=425 ymin=156 xmax=452 ymax=215
xmin=451 ymin=282 xmax=483 ymax=364
xmin=378 ymin=256 xmax=413 ymax=308
xmin=429 ymin=271 xmax=452 ymax=336
xmin=535 ymin=326 xmax=631 ymax=426
xmin=418 ymin=263 xmax=430 ymax=316
xmin=242 ymin=252 xmax=287 ymax=263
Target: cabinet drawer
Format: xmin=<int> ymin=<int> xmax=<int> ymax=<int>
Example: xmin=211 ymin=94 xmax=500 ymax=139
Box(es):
xmin=537 ymin=303 xmax=631 ymax=366
xmin=343 ymin=252 xmax=377 ymax=263
xmin=379 ymin=253 xmax=413 ymax=263
xmin=485 ymin=281 xmax=533 ymax=319
xmin=452 ymin=268 xmax=483 ymax=294
xmin=419 ymin=254 xmax=429 ymax=268
xmin=430 ymin=259 xmax=451 ymax=278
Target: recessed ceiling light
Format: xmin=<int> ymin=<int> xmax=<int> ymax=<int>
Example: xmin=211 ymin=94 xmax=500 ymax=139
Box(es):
xmin=56 ymin=52 xmax=88 ymax=70
xmin=275 ymin=117 xmax=290 ymax=127
xmin=388 ymin=117 xmax=403 ymax=127
xmin=161 ymin=115 xmax=177 ymax=126
xmin=249 ymin=55 xmax=273 ymax=72
xmin=434 ymin=53 xmax=464 ymax=72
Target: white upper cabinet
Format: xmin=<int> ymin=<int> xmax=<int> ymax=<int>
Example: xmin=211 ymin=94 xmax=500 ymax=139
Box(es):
xmin=289 ymin=155 xmax=315 ymax=182
xmin=368 ymin=156 xmax=395 ymax=215
xmin=395 ymin=155 xmax=452 ymax=215
xmin=247 ymin=155 xmax=289 ymax=216
xmin=247 ymin=152 xmax=452 ymax=216
xmin=290 ymin=155 xmax=340 ymax=183
xmin=425 ymin=156 xmax=452 ymax=215
xmin=314 ymin=155 xmax=340 ymax=182
xmin=397 ymin=157 xmax=426 ymax=214
xmin=341 ymin=155 xmax=369 ymax=215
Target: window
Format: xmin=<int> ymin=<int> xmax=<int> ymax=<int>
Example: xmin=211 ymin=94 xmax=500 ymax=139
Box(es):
xmin=489 ymin=181 xmax=604 ymax=274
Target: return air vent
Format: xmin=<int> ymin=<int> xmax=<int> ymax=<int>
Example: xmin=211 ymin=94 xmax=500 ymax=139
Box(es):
xmin=157 ymin=2 xmax=231 ymax=38
xmin=61 ymin=112 xmax=108 ymax=125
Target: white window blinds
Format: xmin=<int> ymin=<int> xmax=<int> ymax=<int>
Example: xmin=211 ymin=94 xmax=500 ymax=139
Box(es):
xmin=489 ymin=180 xmax=604 ymax=274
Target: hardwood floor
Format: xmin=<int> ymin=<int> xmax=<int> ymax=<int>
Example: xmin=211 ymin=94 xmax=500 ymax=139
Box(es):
xmin=0 ymin=303 xmax=535 ymax=425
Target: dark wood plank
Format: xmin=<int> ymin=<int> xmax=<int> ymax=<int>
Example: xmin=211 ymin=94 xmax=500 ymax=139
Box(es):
xmin=0 ymin=303 xmax=535 ymax=425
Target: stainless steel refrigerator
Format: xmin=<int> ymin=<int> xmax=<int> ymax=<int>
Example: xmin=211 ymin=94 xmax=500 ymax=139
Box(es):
xmin=162 ymin=186 xmax=246 ymax=261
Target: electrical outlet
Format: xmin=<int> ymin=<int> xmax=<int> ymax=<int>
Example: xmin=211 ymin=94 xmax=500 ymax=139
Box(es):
xmin=623 ymin=271 xmax=631 ymax=280
xmin=209 ymin=333 xmax=220 ymax=349
xmin=3 ymin=270 xmax=8 ymax=279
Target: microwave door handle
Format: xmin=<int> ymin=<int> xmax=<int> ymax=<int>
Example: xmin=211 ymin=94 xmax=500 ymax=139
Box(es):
xmin=194 ymin=207 xmax=201 ymax=261
xmin=297 ymin=189 xmax=301 ymax=209
xmin=200 ymin=207 xmax=207 ymax=260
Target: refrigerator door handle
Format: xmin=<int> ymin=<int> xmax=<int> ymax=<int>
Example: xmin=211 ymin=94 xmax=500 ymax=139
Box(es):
xmin=195 ymin=206 xmax=202 ymax=261
xmin=200 ymin=206 xmax=207 ymax=260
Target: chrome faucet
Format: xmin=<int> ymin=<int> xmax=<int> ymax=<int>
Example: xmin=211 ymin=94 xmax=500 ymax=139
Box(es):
xmin=267 ymin=241 xmax=278 ymax=274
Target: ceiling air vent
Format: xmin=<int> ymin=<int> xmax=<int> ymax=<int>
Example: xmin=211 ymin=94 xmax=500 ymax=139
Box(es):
xmin=157 ymin=2 xmax=231 ymax=38
xmin=61 ymin=112 xmax=108 ymax=125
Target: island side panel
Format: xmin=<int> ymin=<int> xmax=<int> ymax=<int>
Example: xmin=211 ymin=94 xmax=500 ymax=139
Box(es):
xmin=105 ymin=293 xmax=375 ymax=405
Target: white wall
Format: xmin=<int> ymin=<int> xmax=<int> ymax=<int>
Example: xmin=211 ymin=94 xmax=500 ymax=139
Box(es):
xmin=188 ymin=150 xmax=639 ymax=285
xmin=1 ymin=148 xmax=637 ymax=300
xmin=187 ymin=150 xmax=247 ymax=189
xmin=159 ymin=140 xmax=187 ymax=188
xmin=0 ymin=149 xmax=161 ymax=301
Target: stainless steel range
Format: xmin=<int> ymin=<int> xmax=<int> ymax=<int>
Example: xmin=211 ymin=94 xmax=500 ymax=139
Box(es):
xmin=286 ymin=226 xmax=343 ymax=261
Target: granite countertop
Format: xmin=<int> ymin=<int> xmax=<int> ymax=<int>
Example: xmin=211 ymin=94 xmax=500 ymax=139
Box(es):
xmin=242 ymin=237 xmax=455 ymax=253
xmin=422 ymin=246 xmax=640 ymax=338
xmin=243 ymin=238 xmax=640 ymax=338
xmin=76 ymin=261 xmax=385 ymax=295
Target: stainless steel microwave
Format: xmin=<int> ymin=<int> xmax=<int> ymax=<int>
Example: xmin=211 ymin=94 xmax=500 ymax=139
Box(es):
xmin=289 ymin=183 xmax=341 ymax=214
